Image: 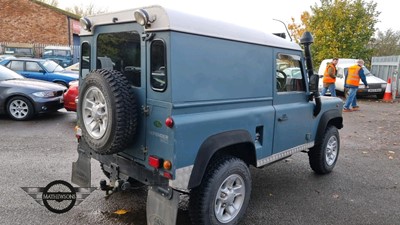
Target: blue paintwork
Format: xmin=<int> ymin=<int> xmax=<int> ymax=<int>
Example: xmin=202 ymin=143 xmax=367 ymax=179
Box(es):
xmin=76 ymin=5 xmax=343 ymax=184
xmin=0 ymin=58 xmax=78 ymax=86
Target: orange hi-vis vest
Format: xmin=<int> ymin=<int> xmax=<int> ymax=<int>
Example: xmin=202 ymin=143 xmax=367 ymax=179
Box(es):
xmin=323 ymin=63 xmax=336 ymax=83
xmin=346 ymin=65 xmax=361 ymax=87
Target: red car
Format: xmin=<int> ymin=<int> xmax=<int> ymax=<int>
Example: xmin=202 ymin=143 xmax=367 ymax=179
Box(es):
xmin=63 ymin=80 xmax=78 ymax=111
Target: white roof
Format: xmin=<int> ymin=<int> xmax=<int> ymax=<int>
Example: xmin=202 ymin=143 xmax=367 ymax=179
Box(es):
xmin=44 ymin=46 xmax=71 ymax=50
xmin=81 ymin=5 xmax=301 ymax=50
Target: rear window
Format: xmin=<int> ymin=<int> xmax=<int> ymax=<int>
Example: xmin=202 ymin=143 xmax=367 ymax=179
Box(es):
xmin=97 ymin=31 xmax=141 ymax=87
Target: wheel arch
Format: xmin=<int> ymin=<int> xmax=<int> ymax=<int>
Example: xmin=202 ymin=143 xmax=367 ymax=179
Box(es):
xmin=315 ymin=109 xmax=343 ymax=145
xmin=5 ymin=94 xmax=35 ymax=111
xmin=52 ymin=80 xmax=68 ymax=87
xmin=187 ymin=129 xmax=256 ymax=189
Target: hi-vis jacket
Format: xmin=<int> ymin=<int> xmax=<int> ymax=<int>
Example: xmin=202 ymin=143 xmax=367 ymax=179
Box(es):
xmin=346 ymin=64 xmax=367 ymax=87
xmin=323 ymin=63 xmax=337 ymax=84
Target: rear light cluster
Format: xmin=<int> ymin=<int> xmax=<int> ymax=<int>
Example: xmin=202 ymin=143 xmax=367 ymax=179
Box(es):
xmin=148 ymin=155 xmax=173 ymax=179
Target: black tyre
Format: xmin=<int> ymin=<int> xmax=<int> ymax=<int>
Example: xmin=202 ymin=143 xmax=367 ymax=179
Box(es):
xmin=308 ymin=125 xmax=340 ymax=174
xmin=78 ymin=69 xmax=137 ymax=155
xmin=6 ymin=96 xmax=34 ymax=121
xmin=377 ymin=93 xmax=384 ymax=99
xmin=189 ymin=156 xmax=251 ymax=225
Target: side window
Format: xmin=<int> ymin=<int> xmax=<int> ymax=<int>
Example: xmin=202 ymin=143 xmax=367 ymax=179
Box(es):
xmin=97 ymin=31 xmax=141 ymax=87
xmin=150 ymin=40 xmax=167 ymax=92
xmin=26 ymin=62 xmax=42 ymax=72
xmin=81 ymin=42 xmax=91 ymax=77
xmin=8 ymin=61 xmax=24 ymax=71
xmin=276 ymin=53 xmax=305 ymax=92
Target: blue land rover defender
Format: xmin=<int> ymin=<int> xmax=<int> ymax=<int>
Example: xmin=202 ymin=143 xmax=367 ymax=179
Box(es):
xmin=72 ymin=5 xmax=343 ymax=225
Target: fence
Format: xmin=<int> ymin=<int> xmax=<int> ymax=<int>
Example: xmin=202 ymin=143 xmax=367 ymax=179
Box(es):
xmin=371 ymin=55 xmax=400 ymax=98
xmin=0 ymin=42 xmax=80 ymax=64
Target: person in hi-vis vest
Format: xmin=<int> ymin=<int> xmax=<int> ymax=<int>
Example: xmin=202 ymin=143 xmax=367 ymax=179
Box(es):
xmin=343 ymin=59 xmax=368 ymax=112
xmin=321 ymin=58 xmax=339 ymax=96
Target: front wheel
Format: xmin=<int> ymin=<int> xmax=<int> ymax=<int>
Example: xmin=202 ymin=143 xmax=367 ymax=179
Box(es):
xmin=6 ymin=96 xmax=34 ymax=121
xmin=308 ymin=126 xmax=340 ymax=174
xmin=189 ymin=156 xmax=251 ymax=225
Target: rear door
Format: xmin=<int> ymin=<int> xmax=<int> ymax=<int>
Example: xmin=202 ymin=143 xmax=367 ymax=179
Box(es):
xmin=273 ymin=51 xmax=314 ymax=154
xmin=94 ymin=23 xmax=147 ymax=160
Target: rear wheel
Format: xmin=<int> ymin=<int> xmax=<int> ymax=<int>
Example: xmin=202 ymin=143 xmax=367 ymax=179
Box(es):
xmin=6 ymin=96 xmax=34 ymax=121
xmin=189 ymin=156 xmax=251 ymax=225
xmin=308 ymin=125 xmax=340 ymax=174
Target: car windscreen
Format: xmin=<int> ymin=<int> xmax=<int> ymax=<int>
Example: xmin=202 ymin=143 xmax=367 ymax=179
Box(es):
xmin=43 ymin=50 xmax=71 ymax=57
xmin=42 ymin=60 xmax=64 ymax=72
xmin=0 ymin=65 xmax=24 ymax=80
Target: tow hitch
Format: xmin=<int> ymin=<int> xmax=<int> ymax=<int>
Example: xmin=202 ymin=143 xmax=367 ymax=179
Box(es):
xmin=99 ymin=179 xmax=132 ymax=197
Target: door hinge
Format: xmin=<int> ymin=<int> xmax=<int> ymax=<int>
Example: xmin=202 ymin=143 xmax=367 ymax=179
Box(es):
xmin=142 ymin=146 xmax=148 ymax=154
xmin=142 ymin=105 xmax=150 ymax=116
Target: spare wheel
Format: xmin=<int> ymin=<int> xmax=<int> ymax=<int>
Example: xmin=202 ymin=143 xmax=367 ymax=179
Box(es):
xmin=78 ymin=69 xmax=137 ymax=154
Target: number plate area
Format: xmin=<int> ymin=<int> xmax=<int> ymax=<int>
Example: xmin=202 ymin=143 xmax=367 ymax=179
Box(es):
xmin=368 ymin=89 xmax=381 ymax=92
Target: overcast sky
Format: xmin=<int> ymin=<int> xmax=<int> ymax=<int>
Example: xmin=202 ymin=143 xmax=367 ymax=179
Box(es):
xmin=57 ymin=0 xmax=394 ymax=33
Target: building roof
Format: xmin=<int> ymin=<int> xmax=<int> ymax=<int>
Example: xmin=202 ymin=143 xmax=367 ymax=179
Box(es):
xmin=30 ymin=0 xmax=80 ymax=20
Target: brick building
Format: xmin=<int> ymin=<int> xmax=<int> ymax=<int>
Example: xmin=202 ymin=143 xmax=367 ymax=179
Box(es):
xmin=0 ymin=0 xmax=80 ymax=57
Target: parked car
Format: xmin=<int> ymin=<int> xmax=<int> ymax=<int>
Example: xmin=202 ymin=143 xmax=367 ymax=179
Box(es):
xmin=3 ymin=43 xmax=34 ymax=58
xmin=42 ymin=46 xmax=73 ymax=68
xmin=0 ymin=55 xmax=16 ymax=62
xmin=63 ymin=80 xmax=78 ymax=112
xmin=318 ymin=58 xmax=387 ymax=99
xmin=0 ymin=58 xmax=78 ymax=87
xmin=64 ymin=62 xmax=79 ymax=72
xmin=0 ymin=65 xmax=67 ymax=120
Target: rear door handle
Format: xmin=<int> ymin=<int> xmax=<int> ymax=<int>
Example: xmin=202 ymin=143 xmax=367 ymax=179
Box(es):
xmin=278 ymin=114 xmax=288 ymax=122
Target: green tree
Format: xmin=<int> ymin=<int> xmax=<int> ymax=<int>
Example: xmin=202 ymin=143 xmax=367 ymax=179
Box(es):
xmin=370 ymin=29 xmax=400 ymax=56
xmin=289 ymin=0 xmax=379 ymax=66
xmin=288 ymin=11 xmax=311 ymax=44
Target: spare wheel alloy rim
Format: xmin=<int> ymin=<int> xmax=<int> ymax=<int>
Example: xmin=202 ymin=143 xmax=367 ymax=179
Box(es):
xmin=82 ymin=86 xmax=109 ymax=139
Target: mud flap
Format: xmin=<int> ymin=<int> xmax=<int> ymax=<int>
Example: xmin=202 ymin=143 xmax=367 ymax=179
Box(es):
xmin=146 ymin=186 xmax=179 ymax=225
xmin=71 ymin=149 xmax=91 ymax=187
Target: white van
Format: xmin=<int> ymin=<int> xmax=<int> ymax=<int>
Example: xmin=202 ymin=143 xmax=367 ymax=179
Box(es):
xmin=318 ymin=58 xmax=387 ymax=99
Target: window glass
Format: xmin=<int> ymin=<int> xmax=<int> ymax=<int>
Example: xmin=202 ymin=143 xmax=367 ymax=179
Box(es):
xmin=97 ymin=31 xmax=141 ymax=87
xmin=276 ymin=54 xmax=305 ymax=92
xmin=81 ymin=42 xmax=91 ymax=77
xmin=26 ymin=62 xmax=42 ymax=72
xmin=150 ymin=40 xmax=166 ymax=91
xmin=8 ymin=61 xmax=24 ymax=71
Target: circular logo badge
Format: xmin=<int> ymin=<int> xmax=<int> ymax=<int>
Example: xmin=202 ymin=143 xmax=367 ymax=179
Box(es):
xmin=42 ymin=180 xmax=76 ymax=214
